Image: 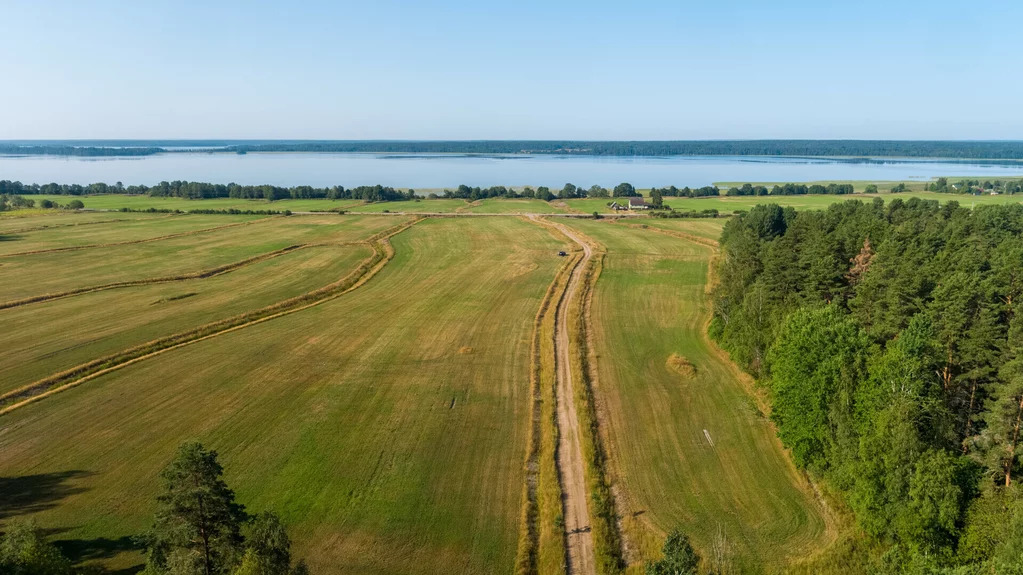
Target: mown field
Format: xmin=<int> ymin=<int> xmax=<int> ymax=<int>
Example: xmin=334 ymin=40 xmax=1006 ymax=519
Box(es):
xmin=0 ymin=213 xmax=412 ymax=393
xmin=0 ymin=209 xmax=841 ymax=574
xmin=560 ymin=219 xmax=832 ymax=572
xmin=0 ymin=215 xmax=568 ymax=574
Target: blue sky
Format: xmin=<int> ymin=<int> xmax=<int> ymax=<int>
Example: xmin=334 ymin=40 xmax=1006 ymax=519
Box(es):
xmin=2 ymin=0 xmax=1020 ymax=139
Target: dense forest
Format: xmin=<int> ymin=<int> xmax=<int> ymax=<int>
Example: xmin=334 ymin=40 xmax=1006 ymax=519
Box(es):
xmin=5 ymin=140 xmax=1023 ymax=159
xmin=711 ymin=199 xmax=1023 ymax=572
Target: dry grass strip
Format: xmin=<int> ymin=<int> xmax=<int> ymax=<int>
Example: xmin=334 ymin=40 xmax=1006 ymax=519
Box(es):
xmin=515 ymin=224 xmax=581 ymax=575
xmin=563 ymin=229 xmax=626 ymax=574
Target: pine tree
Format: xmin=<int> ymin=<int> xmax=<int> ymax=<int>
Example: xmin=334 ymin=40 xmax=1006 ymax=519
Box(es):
xmin=143 ymin=442 xmax=248 ymax=575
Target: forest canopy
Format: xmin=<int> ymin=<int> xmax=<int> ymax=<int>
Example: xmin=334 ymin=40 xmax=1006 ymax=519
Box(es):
xmin=711 ymin=198 xmax=1023 ymax=571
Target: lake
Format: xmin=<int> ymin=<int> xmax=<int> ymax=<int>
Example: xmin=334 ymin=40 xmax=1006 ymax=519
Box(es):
xmin=3 ymin=152 xmax=1023 ymax=188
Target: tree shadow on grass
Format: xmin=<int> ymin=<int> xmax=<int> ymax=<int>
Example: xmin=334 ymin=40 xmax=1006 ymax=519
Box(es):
xmin=1 ymin=471 xmax=144 ymax=573
xmin=0 ymin=470 xmax=93 ymax=519
xmin=54 ymin=536 xmax=144 ymax=573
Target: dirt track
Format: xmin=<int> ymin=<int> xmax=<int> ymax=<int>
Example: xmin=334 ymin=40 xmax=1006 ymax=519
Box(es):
xmin=549 ymin=220 xmax=597 ymax=575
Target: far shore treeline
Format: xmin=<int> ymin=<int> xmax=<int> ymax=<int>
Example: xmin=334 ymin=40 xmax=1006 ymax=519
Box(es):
xmin=2 ymin=177 xmax=1022 ymax=203
xmin=6 ymin=140 xmax=1023 ymax=159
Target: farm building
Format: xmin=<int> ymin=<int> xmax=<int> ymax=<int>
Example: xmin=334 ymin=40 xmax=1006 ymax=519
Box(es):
xmin=628 ymin=196 xmax=650 ymax=209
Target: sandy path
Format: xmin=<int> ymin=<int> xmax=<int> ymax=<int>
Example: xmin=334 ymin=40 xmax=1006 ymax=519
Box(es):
xmin=549 ymin=220 xmax=597 ymax=575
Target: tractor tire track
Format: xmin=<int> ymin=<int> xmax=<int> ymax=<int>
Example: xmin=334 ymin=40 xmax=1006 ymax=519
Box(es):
xmin=546 ymin=219 xmax=597 ymax=575
xmin=515 ymin=218 xmax=581 ymax=574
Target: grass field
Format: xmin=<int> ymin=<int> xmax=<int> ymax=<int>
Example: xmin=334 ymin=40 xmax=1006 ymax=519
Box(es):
xmin=0 ymin=214 xmax=403 ymax=301
xmin=0 ymin=213 xmax=267 ymax=255
xmin=0 ymin=243 xmax=377 ymax=395
xmin=0 ymin=215 xmax=566 ymax=574
xmin=345 ymin=199 xmax=468 ymax=213
xmin=27 ymin=194 xmax=368 ymax=212
xmin=0 ymin=210 xmax=162 ymax=233
xmin=658 ymin=190 xmax=1023 ymax=213
xmin=0 ymin=210 xmax=844 ymax=574
xmin=624 ymin=218 xmax=727 ymax=242
xmin=559 ymin=219 xmax=832 ymax=572
xmin=462 ymin=198 xmax=568 ymax=214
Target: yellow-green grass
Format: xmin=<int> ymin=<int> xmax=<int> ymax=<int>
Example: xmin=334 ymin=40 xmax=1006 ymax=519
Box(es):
xmin=563 ymin=198 xmax=621 ymax=214
xmin=559 ymin=219 xmax=831 ymax=572
xmin=0 ymin=213 xmax=267 ymax=256
xmin=658 ymin=190 xmax=1023 ymax=213
xmin=462 ymin=198 xmax=567 ymax=214
xmin=0 ymin=244 xmax=374 ymax=395
xmin=0 ymin=210 xmax=165 ymax=233
xmin=0 ymin=216 xmax=564 ymax=574
xmin=27 ymin=194 xmax=367 ymax=212
xmin=348 ymin=199 xmax=468 ymax=213
xmin=627 ymin=219 xmax=727 ymax=242
xmin=0 ymin=215 xmax=401 ymax=300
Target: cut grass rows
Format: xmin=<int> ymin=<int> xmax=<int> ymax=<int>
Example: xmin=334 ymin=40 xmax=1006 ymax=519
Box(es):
xmin=0 ymin=217 xmax=422 ymax=414
xmin=614 ymin=221 xmax=721 ymax=249
xmin=0 ymin=216 xmax=563 ymax=574
xmin=1 ymin=216 xmax=148 ymax=235
xmin=0 ymin=215 xmax=272 ymax=258
xmin=0 ymin=244 xmax=374 ymax=392
xmin=0 ymin=214 xmax=402 ymax=301
xmin=0 ymin=243 xmax=306 ymax=310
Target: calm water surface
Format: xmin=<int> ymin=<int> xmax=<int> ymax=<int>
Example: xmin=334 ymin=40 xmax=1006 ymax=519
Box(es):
xmin=3 ymin=153 xmax=1023 ymax=188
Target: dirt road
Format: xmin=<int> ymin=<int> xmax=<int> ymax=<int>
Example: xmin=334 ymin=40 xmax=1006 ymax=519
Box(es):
xmin=549 ymin=220 xmax=597 ymax=575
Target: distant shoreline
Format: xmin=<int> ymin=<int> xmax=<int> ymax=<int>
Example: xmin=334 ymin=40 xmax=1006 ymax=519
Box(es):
xmin=4 ymin=140 xmax=1023 ymax=160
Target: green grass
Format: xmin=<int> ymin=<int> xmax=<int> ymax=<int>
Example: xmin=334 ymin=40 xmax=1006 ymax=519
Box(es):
xmin=0 ymin=214 xmax=400 ymax=300
xmin=462 ymin=198 xmax=567 ymax=214
xmin=560 ymin=219 xmax=831 ymax=572
xmin=0 ymin=210 xmax=162 ymax=233
xmin=0 ymin=243 xmax=374 ymax=395
xmin=27 ymin=194 xmax=367 ymax=212
xmin=629 ymin=218 xmax=727 ymax=242
xmin=349 ymin=199 xmax=468 ymax=213
xmin=0 ymin=213 xmax=266 ymax=255
xmin=0 ymin=216 xmax=563 ymax=574
xmin=563 ymin=198 xmax=621 ymax=214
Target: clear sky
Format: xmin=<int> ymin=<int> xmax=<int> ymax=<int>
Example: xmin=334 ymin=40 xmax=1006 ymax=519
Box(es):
xmin=2 ymin=0 xmax=1020 ymax=140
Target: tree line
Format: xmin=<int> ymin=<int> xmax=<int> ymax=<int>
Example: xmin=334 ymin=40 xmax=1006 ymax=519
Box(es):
xmin=725 ymin=182 xmax=855 ymax=196
xmin=0 ymin=193 xmax=83 ymax=211
xmin=0 ymin=180 xmax=415 ymax=202
xmin=928 ymin=177 xmax=1023 ymax=195
xmin=712 ymin=198 xmax=1023 ymax=571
